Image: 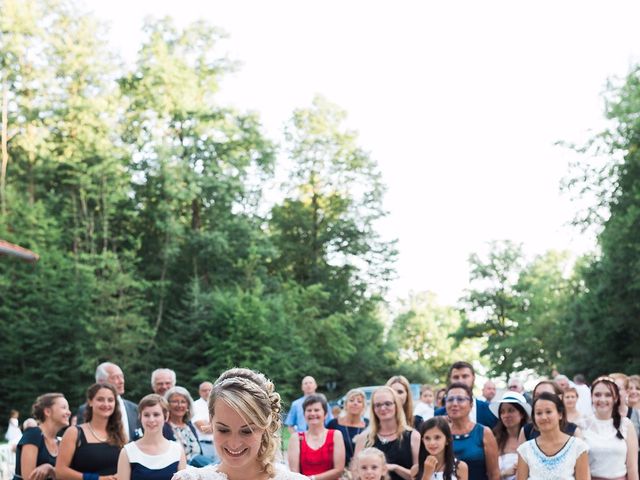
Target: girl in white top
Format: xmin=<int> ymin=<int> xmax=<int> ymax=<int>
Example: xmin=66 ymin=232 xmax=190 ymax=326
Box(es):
xmin=416 ymin=417 xmax=468 ymax=480
xmin=516 ymin=392 xmax=589 ymax=480
xmin=582 ymin=376 xmax=639 ymax=480
xmin=351 ymin=447 xmax=389 ymax=480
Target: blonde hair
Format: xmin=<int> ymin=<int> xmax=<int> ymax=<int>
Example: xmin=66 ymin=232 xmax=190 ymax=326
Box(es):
xmin=210 ymin=368 xmax=281 ymax=477
xmin=365 ymin=386 xmax=408 ymax=447
xmin=386 ymin=375 xmax=414 ymax=427
xmin=610 ymin=372 xmax=629 ymax=389
xmin=352 ymin=447 xmax=389 ymax=480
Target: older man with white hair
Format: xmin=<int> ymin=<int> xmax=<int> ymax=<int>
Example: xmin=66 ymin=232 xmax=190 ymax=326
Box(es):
xmin=151 ymin=368 xmax=176 ymax=396
xmin=76 ymin=362 xmax=140 ymax=440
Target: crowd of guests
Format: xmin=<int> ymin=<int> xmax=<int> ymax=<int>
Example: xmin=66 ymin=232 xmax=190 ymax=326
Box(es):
xmin=6 ymin=360 xmax=640 ymax=480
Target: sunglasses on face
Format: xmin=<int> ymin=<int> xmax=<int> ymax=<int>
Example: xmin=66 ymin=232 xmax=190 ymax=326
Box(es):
xmin=445 ymin=396 xmax=471 ymax=404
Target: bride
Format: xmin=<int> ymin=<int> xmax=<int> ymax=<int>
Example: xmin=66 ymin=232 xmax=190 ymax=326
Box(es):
xmin=172 ymin=368 xmax=306 ymax=480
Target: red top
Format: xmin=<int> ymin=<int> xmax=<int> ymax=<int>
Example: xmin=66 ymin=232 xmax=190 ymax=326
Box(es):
xmin=299 ymin=429 xmax=335 ymax=475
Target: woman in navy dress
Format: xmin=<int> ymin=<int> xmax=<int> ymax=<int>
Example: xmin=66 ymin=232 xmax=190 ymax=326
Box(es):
xmin=118 ymin=394 xmax=186 ymax=480
xmin=13 ymin=393 xmax=71 ymax=480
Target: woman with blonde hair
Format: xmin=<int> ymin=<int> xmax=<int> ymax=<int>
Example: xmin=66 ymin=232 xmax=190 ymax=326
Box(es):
xmin=327 ymin=388 xmax=369 ymax=468
xmin=56 ymin=383 xmax=125 ymax=480
xmin=172 ymin=367 xmax=306 ymax=480
xmin=563 ymin=387 xmax=585 ymax=429
xmin=355 ymin=386 xmax=420 ymax=480
xmin=627 ymin=375 xmax=640 ymax=410
xmin=386 ymin=376 xmax=422 ymax=429
xmin=118 ymin=394 xmax=186 ymax=480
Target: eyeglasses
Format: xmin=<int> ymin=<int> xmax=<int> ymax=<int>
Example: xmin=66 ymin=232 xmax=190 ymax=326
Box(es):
xmin=445 ymin=396 xmax=471 ymax=404
xmin=508 ymin=385 xmax=519 ymax=390
xmin=373 ymin=401 xmax=394 ymax=410
xmin=169 ymin=399 xmax=188 ymax=405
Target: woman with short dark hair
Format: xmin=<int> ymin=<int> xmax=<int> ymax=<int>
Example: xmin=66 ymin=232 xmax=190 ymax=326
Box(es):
xmin=446 ymin=383 xmax=499 ymax=480
xmin=288 ymin=393 xmax=345 ymax=480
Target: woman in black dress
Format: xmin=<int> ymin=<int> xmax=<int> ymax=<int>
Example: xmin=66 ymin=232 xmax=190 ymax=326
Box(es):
xmin=354 ymin=386 xmax=420 ymax=480
xmin=13 ymin=393 xmax=71 ymax=480
xmin=56 ymin=383 xmax=125 ymax=480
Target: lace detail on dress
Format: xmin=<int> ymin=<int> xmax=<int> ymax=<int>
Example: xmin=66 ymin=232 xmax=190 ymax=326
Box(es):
xmin=171 ymin=463 xmax=307 ymax=480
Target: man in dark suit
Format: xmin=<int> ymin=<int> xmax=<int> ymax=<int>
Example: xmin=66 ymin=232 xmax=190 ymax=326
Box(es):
xmin=76 ymin=362 xmax=140 ymax=440
xmin=434 ymin=360 xmax=497 ymax=428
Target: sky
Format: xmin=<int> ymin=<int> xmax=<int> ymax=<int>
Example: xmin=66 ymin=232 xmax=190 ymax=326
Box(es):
xmin=84 ymin=0 xmax=640 ymax=305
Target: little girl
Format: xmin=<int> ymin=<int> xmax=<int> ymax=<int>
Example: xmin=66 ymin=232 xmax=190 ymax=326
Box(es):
xmin=416 ymin=417 xmax=468 ymax=480
xmin=352 ymin=447 xmax=389 ymax=480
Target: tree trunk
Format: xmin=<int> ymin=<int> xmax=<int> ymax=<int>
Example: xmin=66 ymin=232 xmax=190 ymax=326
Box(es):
xmin=1 ymin=82 xmax=9 ymax=216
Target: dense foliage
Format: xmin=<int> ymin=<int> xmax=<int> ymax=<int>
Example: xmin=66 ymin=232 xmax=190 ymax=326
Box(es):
xmin=0 ymin=0 xmax=400 ymax=418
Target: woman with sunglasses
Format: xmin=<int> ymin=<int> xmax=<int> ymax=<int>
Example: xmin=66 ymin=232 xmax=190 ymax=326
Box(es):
xmin=445 ymin=383 xmax=499 ymax=480
xmin=355 ymin=386 xmax=420 ymax=480
xmin=582 ymin=376 xmax=639 ymax=480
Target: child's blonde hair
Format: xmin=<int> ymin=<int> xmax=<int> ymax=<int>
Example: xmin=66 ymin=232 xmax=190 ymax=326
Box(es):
xmin=351 ymin=447 xmax=390 ymax=480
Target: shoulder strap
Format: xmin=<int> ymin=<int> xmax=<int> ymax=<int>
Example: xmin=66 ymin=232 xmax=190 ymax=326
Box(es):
xmin=75 ymin=425 xmax=85 ymax=448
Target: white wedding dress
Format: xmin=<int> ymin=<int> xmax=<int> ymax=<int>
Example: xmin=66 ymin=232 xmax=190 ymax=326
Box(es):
xmin=173 ymin=463 xmax=307 ymax=480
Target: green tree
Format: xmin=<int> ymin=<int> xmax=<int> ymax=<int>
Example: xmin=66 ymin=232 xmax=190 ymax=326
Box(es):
xmin=454 ymin=240 xmax=524 ymax=377
xmin=560 ymin=65 xmax=640 ymax=377
xmin=389 ymin=292 xmax=482 ymax=385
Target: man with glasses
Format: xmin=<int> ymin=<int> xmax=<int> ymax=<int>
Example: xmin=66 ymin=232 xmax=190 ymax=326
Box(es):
xmin=434 ymin=361 xmax=497 ymax=428
xmin=508 ymin=377 xmax=533 ymax=405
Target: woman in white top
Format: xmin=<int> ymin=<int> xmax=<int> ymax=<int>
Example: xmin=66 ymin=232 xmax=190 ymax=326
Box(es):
xmin=118 ymin=394 xmax=186 ymax=480
xmin=582 ymin=376 xmax=639 ymax=480
xmin=562 ymin=387 xmax=585 ymax=430
xmin=489 ymin=392 xmax=530 ymax=480
xmin=516 ymin=392 xmax=589 ymax=480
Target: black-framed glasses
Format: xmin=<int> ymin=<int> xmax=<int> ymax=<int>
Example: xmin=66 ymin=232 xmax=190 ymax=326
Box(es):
xmin=373 ymin=401 xmax=394 ymax=409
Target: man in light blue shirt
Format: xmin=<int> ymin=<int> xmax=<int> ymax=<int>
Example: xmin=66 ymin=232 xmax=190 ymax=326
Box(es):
xmin=285 ymin=376 xmax=333 ymax=432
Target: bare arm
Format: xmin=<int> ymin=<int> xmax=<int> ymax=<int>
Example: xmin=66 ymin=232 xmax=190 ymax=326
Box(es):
xmin=55 ymin=426 xmax=81 ymax=480
xmin=287 ymin=433 xmax=300 ymax=473
xmin=22 ymin=444 xmax=55 ymax=480
xmin=573 ymin=427 xmax=583 ymax=439
xmin=517 ymin=427 xmax=526 ymax=446
xmin=315 ymin=430 xmax=345 ymax=480
xmin=515 ymin=453 xmax=529 ymax=480
xmin=192 ymin=420 xmax=211 ymax=435
xmin=574 ymin=451 xmax=590 ymax=480
xmin=178 ymin=449 xmax=187 ymax=471
xmin=117 ymin=448 xmax=131 ymax=480
xmin=456 ymin=460 xmax=469 ymax=480
xmin=626 ymin=421 xmax=639 ymax=480
xmin=354 ymin=434 xmax=365 ymax=456
xmin=483 ymin=426 xmax=500 ymax=480
xmin=410 ymin=429 xmax=420 ymax=466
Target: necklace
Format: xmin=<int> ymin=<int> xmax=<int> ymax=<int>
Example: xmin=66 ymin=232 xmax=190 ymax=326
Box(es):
xmin=44 ymin=435 xmax=59 ymax=456
xmin=377 ymin=431 xmax=396 ymax=445
xmin=87 ymin=422 xmax=107 ymax=443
